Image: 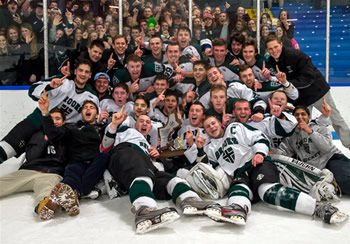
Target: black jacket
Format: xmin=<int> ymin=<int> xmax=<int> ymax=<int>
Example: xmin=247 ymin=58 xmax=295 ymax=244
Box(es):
xmin=19 ymin=130 xmax=67 ymax=176
xmin=268 ymin=47 xmax=330 ymax=106
xmin=41 ymin=115 xmax=105 ymax=164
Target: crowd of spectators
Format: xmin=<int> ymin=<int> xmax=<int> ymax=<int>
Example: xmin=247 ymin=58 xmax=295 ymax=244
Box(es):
xmin=0 ymin=0 xmax=299 ymax=85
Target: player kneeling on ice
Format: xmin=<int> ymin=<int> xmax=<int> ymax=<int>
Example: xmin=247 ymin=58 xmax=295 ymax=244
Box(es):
xmin=195 ymin=116 xmax=347 ymax=225
xmin=100 ymin=108 xmax=220 ymax=234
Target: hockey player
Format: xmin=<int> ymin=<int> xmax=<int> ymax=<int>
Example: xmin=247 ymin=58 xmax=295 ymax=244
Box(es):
xmin=98 ymin=83 xmax=134 ymax=124
xmin=198 ymin=116 xmax=347 ymax=225
xmin=238 ymin=64 xmax=299 ymax=103
xmin=0 ymin=107 xmax=68 ymax=221
xmin=141 ymin=35 xmax=167 ymax=64
xmin=278 ymin=99 xmax=350 ymax=195
xmin=0 ymin=59 xmax=99 ymax=163
xmin=101 ymin=110 xmax=219 ymax=234
xmin=93 ymin=72 xmax=111 ymax=100
xmin=39 ymin=93 xmax=109 ymax=220
xmin=265 ymin=34 xmax=350 ymax=149
xmin=112 ymin=54 xmax=174 ymax=96
xmin=151 ymin=89 xmax=182 ymax=125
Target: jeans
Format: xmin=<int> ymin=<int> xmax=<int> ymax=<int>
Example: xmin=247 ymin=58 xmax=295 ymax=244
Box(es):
xmin=326 ymin=153 xmax=350 ymax=196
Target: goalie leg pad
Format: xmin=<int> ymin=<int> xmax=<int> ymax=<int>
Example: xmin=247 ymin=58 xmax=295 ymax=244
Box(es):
xmin=185 ymin=163 xmax=231 ymax=200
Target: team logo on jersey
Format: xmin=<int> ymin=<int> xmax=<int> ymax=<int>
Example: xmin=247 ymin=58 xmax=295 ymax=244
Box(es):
xmin=223 ymin=147 xmax=235 ymax=163
xmin=256 ymin=174 xmax=265 ymax=181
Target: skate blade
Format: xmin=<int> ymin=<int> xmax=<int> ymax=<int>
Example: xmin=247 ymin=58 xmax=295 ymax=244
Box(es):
xmin=330 ymin=211 xmax=348 ymax=224
xmin=205 ymin=209 xmax=246 ymax=226
xmin=183 ymin=206 xmax=205 ymax=216
xmin=136 ymin=211 xmax=180 ymax=234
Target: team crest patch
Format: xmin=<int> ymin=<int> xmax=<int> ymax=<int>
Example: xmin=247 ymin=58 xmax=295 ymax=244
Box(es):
xmin=256 ymin=174 xmax=264 ymax=181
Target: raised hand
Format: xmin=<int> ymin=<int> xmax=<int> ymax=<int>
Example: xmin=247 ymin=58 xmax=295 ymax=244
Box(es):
xmin=111 ymin=106 xmax=128 ymax=130
xmin=195 ymin=128 xmax=206 ymax=149
xmin=260 ymin=61 xmax=271 ymax=79
xmin=268 ymin=98 xmax=282 ymax=117
xmin=254 ymin=80 xmax=263 ymax=92
xmin=229 ymin=58 xmax=240 ymax=66
xmin=275 ymin=65 xmax=287 ymax=84
xmin=221 ymin=108 xmax=232 ymax=127
xmin=185 ymin=126 xmax=194 ymax=147
xmin=107 ymin=53 xmax=116 ymax=70
xmin=38 ymin=90 xmax=50 ymax=114
xmin=250 ymin=112 xmax=264 ymax=122
xmin=185 ymin=85 xmax=195 ymax=103
xmin=321 ymin=97 xmax=331 ymax=118
xmin=61 ymin=61 xmax=70 ymax=77
xmin=99 ymin=106 xmax=109 ymax=122
xmin=134 ymin=44 xmax=143 ymax=57
xmin=50 ymin=74 xmax=68 ymax=89
xmin=129 ymin=78 xmax=140 ymax=93
xmin=298 ymin=119 xmax=313 ymax=134
xmin=190 ymin=51 xmax=198 ymax=63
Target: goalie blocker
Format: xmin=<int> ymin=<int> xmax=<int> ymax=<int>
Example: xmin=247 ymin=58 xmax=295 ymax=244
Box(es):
xmin=186 ymin=155 xmax=338 ymax=201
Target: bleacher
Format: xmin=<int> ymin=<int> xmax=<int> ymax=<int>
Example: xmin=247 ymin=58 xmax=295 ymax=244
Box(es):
xmin=270 ymin=3 xmax=350 ymax=83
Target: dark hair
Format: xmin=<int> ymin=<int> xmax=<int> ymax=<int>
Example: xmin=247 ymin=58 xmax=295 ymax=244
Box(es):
xmin=230 ymin=32 xmax=245 ymax=45
xmin=89 ymin=39 xmax=105 ymax=50
xmin=154 ymin=74 xmax=169 ymax=84
xmin=242 ymin=39 xmax=258 ymax=54
xmin=177 ymin=26 xmax=192 ymax=37
xmin=293 ymin=105 xmax=310 ymax=116
xmin=193 ymin=60 xmax=209 ymax=70
xmin=165 ymin=42 xmax=180 ymax=52
xmin=49 ymin=107 xmax=66 ymax=121
xmin=76 ymin=58 xmax=92 ymax=70
xmin=113 ymin=35 xmax=127 ymax=44
xmin=238 ymin=64 xmax=251 ymax=75
xmin=82 ymin=100 xmax=99 ymax=114
xmin=126 ymin=54 xmax=142 ymax=63
xmin=135 ymin=95 xmax=150 ymax=108
xmin=164 ymin=89 xmax=178 ymax=101
xmin=190 ymin=101 xmax=206 ymax=113
xmin=113 ymin=83 xmax=129 ymax=93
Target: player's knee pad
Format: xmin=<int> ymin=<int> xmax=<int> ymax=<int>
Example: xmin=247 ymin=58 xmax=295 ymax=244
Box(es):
xmin=185 ymin=163 xmax=231 ymax=199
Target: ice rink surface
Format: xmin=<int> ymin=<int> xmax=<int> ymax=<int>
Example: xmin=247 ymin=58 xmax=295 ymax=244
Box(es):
xmin=1 ymin=88 xmax=350 ymax=243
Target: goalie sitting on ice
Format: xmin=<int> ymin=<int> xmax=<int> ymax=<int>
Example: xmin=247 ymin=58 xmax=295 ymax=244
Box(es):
xmin=276 ymin=99 xmax=350 ymax=197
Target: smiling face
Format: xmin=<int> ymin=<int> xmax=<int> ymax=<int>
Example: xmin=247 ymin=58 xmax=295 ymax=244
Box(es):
xmin=149 ymin=37 xmax=163 ymax=56
xmin=153 ymin=79 xmax=168 ymax=95
xmin=204 ymin=117 xmax=223 ymax=139
xmin=177 ymin=30 xmax=191 ymax=49
xmin=233 ymin=101 xmax=251 ymax=123
xmin=242 ymin=45 xmax=256 ymax=66
xmin=133 ymin=98 xmax=149 ymax=118
xmin=95 ymin=77 xmax=109 ymax=96
xmin=50 ymin=112 xmax=65 ymax=127
xmin=266 ymin=40 xmax=283 ymax=60
xmin=135 ymin=115 xmax=152 ymax=136
xmin=164 ymin=95 xmax=178 ymax=115
xmin=166 ymin=44 xmax=181 ymax=65
xmin=113 ymin=37 xmax=127 ymax=56
xmin=231 ymin=40 xmax=243 ymax=56
xmin=210 ymin=89 xmax=226 ymax=113
xmin=112 ymin=87 xmax=129 ymax=107
xmin=126 ymin=60 xmax=142 ymax=81
xmin=240 ymin=69 xmax=255 ymax=89
xmin=0 ymin=36 xmax=7 ymax=49
xmin=8 ymin=28 xmax=19 ymax=42
xmin=74 ymin=64 xmax=92 ymax=88
xmin=189 ymin=104 xmax=205 ymax=127
xmin=213 ymin=45 xmax=228 ymax=64
xmin=88 ymin=45 xmax=103 ymax=63
xmin=207 ymin=67 xmax=224 ymax=85
xmin=293 ymin=108 xmax=310 ymax=124
xmin=193 ymin=64 xmax=207 ymax=84
xmin=271 ymin=91 xmax=288 ymax=111
xmin=81 ymin=102 xmax=98 ymax=124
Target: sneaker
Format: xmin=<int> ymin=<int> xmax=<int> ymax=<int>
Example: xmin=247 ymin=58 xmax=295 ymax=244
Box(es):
xmin=57 ymin=183 xmax=80 ymax=216
xmin=81 ymin=188 xmax=102 ymax=200
xmin=178 ymin=197 xmax=220 ymax=215
xmin=314 ymin=202 xmax=348 ymax=224
xmin=134 ymin=206 xmax=180 ymax=234
xmin=36 ymin=183 xmax=61 ymax=221
xmin=205 ymin=204 xmax=247 ymax=226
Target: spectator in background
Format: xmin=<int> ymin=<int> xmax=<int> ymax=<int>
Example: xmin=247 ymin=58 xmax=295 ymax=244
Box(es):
xmin=259 ymin=25 xmax=271 ymax=57
xmin=247 ymin=19 xmax=256 ymax=39
xmin=260 ymin=13 xmax=272 ymax=29
xmin=275 ymin=25 xmax=292 ymax=48
xmin=6 ymin=25 xmax=23 ymax=54
xmin=278 ymin=9 xmax=294 ymax=39
xmin=24 ymin=1 xmax=44 ymax=42
xmin=20 ymin=23 xmax=38 ymax=58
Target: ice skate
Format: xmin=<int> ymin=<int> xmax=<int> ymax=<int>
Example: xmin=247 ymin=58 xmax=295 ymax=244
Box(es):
xmin=37 ymin=183 xmax=61 ymax=221
xmin=104 ymin=170 xmax=126 ymax=199
xmin=55 ymin=183 xmax=80 ymax=216
xmin=314 ymin=202 xmax=348 ymax=224
xmin=205 ymin=204 xmax=247 ymax=225
xmin=178 ymin=197 xmax=220 ymax=215
xmin=134 ymin=206 xmax=180 ymax=234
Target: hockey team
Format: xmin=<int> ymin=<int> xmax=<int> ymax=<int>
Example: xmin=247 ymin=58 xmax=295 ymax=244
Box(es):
xmin=1 ymin=30 xmax=350 ymax=234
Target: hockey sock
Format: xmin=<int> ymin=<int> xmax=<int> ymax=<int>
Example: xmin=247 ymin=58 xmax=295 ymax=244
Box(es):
xmin=260 ymin=183 xmax=302 ymax=212
xmin=0 ymin=141 xmax=16 ymax=163
xmin=129 ymin=180 xmax=156 ymax=209
xmin=166 ymin=177 xmax=196 ymax=204
xmin=227 ymin=184 xmax=252 ymax=213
